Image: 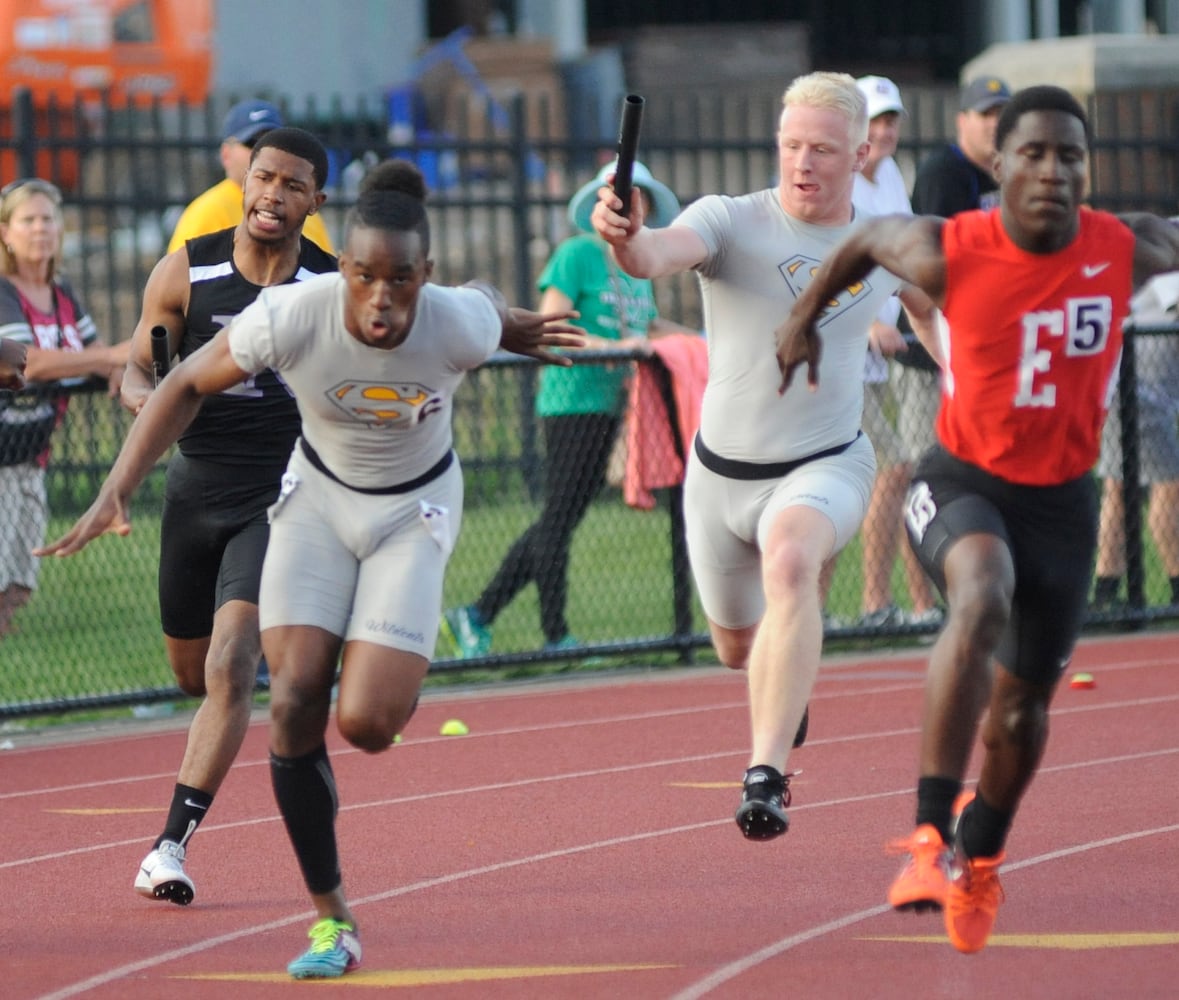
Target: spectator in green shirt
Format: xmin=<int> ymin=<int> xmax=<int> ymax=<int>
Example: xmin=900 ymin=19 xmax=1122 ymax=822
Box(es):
xmin=444 ymin=160 xmax=690 ymax=655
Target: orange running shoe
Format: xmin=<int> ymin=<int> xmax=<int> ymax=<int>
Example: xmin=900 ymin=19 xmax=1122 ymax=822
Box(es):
xmin=886 ymin=824 xmax=951 ymax=912
xmin=944 ymin=850 xmax=1005 ymax=954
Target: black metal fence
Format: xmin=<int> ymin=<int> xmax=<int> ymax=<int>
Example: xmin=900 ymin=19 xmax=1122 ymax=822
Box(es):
xmin=2 ymin=84 xmax=1178 ymax=718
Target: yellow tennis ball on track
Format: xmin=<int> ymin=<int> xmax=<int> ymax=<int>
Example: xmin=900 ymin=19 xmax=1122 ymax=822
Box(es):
xmin=440 ymin=718 xmax=469 ymax=736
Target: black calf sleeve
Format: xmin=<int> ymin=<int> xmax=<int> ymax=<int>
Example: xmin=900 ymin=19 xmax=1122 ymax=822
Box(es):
xmin=270 ymin=744 xmax=342 ymax=895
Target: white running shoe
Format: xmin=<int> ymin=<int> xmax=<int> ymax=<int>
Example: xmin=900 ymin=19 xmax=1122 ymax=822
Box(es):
xmin=133 ymin=840 xmax=195 ymax=905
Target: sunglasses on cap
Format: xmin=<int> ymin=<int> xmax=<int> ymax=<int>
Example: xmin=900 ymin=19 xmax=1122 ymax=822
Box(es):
xmin=0 ymin=178 xmax=63 ymax=203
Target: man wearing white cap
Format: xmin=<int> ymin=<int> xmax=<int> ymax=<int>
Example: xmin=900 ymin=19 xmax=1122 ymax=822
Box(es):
xmin=844 ymin=75 xmax=939 ymax=630
xmin=168 ymin=98 xmax=334 ymax=254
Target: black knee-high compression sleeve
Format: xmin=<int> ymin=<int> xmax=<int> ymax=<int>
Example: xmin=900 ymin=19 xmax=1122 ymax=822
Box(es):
xmin=270 ymin=744 xmax=342 ymax=895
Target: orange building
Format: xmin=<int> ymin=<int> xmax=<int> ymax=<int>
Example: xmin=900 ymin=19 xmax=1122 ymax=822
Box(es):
xmin=0 ymin=0 xmax=213 ymax=186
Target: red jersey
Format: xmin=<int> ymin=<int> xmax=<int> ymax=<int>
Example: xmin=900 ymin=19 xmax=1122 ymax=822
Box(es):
xmin=937 ymin=206 xmax=1134 ymax=485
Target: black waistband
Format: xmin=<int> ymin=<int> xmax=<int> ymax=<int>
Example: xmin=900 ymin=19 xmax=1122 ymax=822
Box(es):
xmin=299 ymin=437 xmax=454 ymax=495
xmin=693 ymin=431 xmax=862 ymax=481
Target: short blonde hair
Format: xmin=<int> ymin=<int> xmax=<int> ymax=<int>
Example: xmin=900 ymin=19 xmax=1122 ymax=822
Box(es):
xmin=780 ymin=71 xmax=869 ymax=146
xmin=0 ymin=178 xmax=64 ymax=279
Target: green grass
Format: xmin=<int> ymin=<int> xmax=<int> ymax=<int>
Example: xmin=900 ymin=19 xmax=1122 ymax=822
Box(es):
xmin=441 ymin=495 xmax=695 ymax=653
xmin=7 ymin=481 xmax=1179 ymax=715
xmin=1 ymin=510 xmax=172 ymax=706
xmin=1 ymin=487 xmax=705 ymax=709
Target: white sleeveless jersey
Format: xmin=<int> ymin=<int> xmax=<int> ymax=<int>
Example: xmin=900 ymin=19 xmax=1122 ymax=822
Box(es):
xmin=228 ymin=273 xmax=501 ymax=489
xmin=678 ymin=188 xmax=899 ymax=463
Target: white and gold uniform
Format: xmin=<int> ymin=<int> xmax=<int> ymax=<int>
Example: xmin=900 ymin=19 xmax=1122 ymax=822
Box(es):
xmin=675 ymin=190 xmax=899 ymax=628
xmin=227 ymin=273 xmax=501 ymax=656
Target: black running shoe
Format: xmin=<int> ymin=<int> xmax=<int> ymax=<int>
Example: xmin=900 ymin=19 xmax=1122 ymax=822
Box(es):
xmin=793 ymin=705 xmax=809 ymax=748
xmin=735 ymin=765 xmax=792 ymax=840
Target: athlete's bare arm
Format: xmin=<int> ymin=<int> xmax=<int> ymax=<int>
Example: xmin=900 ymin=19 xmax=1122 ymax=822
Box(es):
xmin=464 ymin=280 xmax=585 ymax=366
xmin=121 ymin=249 xmax=191 ymax=415
xmin=775 ymin=214 xmax=947 ymax=391
xmin=898 ymin=283 xmax=944 ymax=368
xmin=1119 ymin=212 xmax=1179 ymax=289
xmin=590 ymin=174 xmax=707 ymax=280
xmin=38 ymin=328 xmax=249 ymax=557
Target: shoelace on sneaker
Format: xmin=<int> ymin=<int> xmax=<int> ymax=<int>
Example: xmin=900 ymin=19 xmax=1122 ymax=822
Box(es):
xmin=306 ymin=918 xmax=354 ymax=955
xmin=156 ymin=840 xmax=186 ymax=863
xmin=950 ymin=856 xmax=1005 ymax=910
xmin=886 ymin=825 xmax=944 ymax=857
xmin=742 ymin=767 xmax=795 ymax=806
xmin=886 ymin=824 xmax=951 ymax=911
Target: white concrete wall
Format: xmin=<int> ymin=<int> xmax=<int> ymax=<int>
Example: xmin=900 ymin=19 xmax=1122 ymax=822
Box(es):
xmin=964 ymin=33 xmax=1179 ymax=94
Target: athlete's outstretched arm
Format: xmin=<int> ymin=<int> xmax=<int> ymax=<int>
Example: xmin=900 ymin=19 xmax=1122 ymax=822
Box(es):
xmin=463 ymin=280 xmax=585 ymax=365
xmin=590 ymin=172 xmax=707 ymax=280
xmin=775 ymin=214 xmax=947 ymax=392
xmin=1120 ymin=212 xmax=1179 ymax=289
xmin=36 ymin=330 xmax=249 ymax=556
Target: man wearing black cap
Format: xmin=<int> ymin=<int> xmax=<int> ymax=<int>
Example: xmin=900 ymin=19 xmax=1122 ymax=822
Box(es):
xmin=168 ymin=98 xmax=334 ymax=253
xmin=893 ymin=76 xmax=1013 ymax=494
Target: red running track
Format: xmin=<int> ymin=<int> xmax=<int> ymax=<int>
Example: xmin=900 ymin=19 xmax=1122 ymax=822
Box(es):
xmin=2 ymin=632 xmax=1178 ymax=999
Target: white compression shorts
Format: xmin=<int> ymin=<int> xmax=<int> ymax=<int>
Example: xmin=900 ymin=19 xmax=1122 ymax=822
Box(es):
xmin=259 ymin=445 xmax=463 ymax=658
xmin=683 ymin=431 xmax=875 ymax=630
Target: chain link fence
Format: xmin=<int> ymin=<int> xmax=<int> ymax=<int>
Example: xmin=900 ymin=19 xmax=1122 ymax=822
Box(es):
xmin=2 ymin=84 xmax=1178 ymax=717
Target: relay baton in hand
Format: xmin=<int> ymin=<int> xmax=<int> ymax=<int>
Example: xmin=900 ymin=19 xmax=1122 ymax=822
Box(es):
xmin=150 ymin=325 xmax=171 ymax=386
xmin=612 ymin=93 xmax=645 ymax=220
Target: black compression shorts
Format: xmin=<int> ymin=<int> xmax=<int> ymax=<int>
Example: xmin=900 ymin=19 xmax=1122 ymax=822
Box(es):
xmin=158 ymin=452 xmax=286 ymax=640
xmin=904 ymin=445 xmax=1098 ymax=685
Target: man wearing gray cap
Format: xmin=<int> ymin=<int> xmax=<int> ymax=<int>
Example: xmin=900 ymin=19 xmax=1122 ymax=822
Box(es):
xmin=168 ymin=98 xmax=334 ymax=253
xmin=911 ymin=76 xmax=1013 ymax=216
xmin=892 ymin=76 xmax=1013 ymax=511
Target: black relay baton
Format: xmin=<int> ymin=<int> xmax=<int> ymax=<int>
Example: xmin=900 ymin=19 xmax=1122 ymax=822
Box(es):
xmin=150 ymin=325 xmax=170 ymax=386
xmin=612 ymin=93 xmax=645 ymax=220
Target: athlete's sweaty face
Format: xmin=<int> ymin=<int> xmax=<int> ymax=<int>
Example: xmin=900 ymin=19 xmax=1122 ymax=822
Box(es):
xmin=339 ymin=225 xmax=432 ymax=350
xmin=996 ymin=109 xmax=1088 ymax=253
xmin=242 ymin=147 xmax=322 ymax=243
xmin=776 ymin=103 xmax=867 ymax=226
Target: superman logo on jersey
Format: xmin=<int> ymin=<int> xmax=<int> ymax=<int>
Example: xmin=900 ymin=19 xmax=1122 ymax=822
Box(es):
xmin=778 ymin=254 xmax=872 ymax=325
xmin=327 ymin=380 xmax=444 ymax=427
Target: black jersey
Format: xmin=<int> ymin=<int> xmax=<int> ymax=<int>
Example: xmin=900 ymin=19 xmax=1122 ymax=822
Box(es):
xmin=910 ymin=143 xmax=1000 ymax=217
xmin=178 ymin=227 xmax=336 ymax=465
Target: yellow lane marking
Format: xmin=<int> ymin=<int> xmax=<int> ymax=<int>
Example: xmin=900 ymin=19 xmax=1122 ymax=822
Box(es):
xmin=176 ymin=964 xmax=676 ymax=986
xmin=860 ymin=933 xmax=1179 ymax=949
xmin=47 ymin=808 xmax=161 ymax=815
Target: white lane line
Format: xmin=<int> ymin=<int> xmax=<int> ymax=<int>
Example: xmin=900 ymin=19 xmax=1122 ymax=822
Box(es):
xmin=5 ymin=675 xmax=1177 ymax=800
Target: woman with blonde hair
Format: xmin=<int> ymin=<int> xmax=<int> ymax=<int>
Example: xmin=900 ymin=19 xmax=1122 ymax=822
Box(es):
xmin=0 ymin=178 xmax=128 ymax=635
